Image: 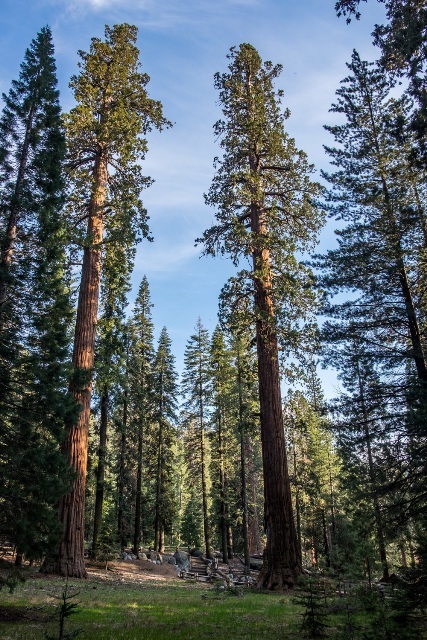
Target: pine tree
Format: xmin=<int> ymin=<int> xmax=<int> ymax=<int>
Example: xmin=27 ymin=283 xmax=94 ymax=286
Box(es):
xmin=0 ymin=27 xmax=76 ymax=563
xmin=199 ymin=43 xmax=324 ymax=588
xmin=335 ymin=0 xmax=427 ymax=158
xmin=128 ymin=276 xmax=155 ymax=555
xmin=45 ymin=24 xmax=170 ymax=577
xmin=210 ymin=326 xmax=236 ymax=563
xmin=181 ymin=319 xmax=213 ymax=558
xmin=151 ymin=327 xmax=178 ymax=552
xmin=314 ymin=51 xmax=427 ymax=546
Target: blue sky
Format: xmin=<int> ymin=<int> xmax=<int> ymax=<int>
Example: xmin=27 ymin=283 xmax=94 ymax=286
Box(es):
xmin=0 ymin=0 xmax=386 ymax=396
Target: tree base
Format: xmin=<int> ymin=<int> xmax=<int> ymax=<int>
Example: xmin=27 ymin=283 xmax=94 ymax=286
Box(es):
xmin=40 ymin=557 xmax=87 ymax=579
xmin=256 ymin=565 xmax=297 ymax=591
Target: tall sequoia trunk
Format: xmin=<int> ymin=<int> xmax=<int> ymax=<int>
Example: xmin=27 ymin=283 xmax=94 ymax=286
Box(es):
xmin=43 ymin=150 xmax=107 ymax=578
xmin=251 ymin=199 xmax=301 ymax=589
xmin=92 ymin=386 xmax=109 ymax=555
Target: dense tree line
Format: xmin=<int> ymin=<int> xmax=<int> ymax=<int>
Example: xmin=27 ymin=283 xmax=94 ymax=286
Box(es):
xmin=0 ymin=4 xmax=426 ymax=595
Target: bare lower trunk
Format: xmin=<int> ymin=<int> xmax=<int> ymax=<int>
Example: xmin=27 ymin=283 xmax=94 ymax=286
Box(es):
xmin=251 ymin=202 xmax=301 ymax=589
xmin=43 ymin=152 xmax=107 ymax=578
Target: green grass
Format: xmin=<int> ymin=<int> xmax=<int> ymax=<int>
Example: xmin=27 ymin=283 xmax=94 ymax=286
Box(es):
xmin=0 ymin=576 xmax=302 ymax=640
xmin=1 ymin=572 xmax=426 ymax=640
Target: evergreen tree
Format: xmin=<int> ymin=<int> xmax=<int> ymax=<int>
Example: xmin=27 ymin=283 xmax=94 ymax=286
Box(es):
xmin=45 ymin=24 xmax=170 ymax=577
xmin=210 ymin=326 xmax=236 ymax=563
xmin=128 ymin=276 xmax=155 ymax=555
xmin=335 ymin=0 xmax=427 ymax=158
xmin=181 ymin=319 xmax=213 ymax=557
xmin=0 ymin=27 xmax=76 ymax=563
xmin=314 ymin=51 xmax=427 ymax=545
xmin=199 ymin=43 xmax=324 ymax=588
xmin=91 ymin=235 xmax=134 ymax=555
xmin=151 ymin=327 xmax=178 ymax=552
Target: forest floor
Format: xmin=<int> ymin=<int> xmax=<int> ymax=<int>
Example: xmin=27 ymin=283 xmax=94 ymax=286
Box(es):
xmin=0 ymin=555 xmax=426 ymax=640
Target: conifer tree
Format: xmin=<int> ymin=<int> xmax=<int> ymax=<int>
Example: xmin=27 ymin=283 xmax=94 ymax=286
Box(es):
xmin=210 ymin=326 xmax=235 ymax=563
xmin=128 ymin=276 xmax=155 ymax=555
xmin=0 ymin=26 xmax=63 ymax=317
xmin=46 ymin=24 xmax=170 ymax=577
xmin=0 ymin=27 xmax=76 ymax=562
xmin=335 ymin=0 xmax=427 ymax=158
xmin=91 ymin=236 xmax=134 ymax=555
xmin=314 ymin=52 xmax=427 ymax=542
xmin=316 ymin=51 xmax=427 ymax=382
xmin=151 ymin=327 xmax=178 ymax=552
xmin=181 ymin=319 xmax=213 ymax=558
xmin=199 ymin=43 xmax=324 ymax=588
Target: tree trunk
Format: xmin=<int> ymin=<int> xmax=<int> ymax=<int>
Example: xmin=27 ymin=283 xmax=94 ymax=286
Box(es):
xmin=355 ymin=350 xmax=390 ymax=581
xmin=293 ymin=441 xmax=302 ymax=553
xmin=198 ymin=343 xmax=212 ymax=559
xmin=227 ymin=524 xmax=233 ymax=560
xmin=117 ymin=387 xmax=128 ymax=550
xmin=154 ymin=417 xmax=163 ymax=554
xmin=43 ymin=150 xmax=107 ymax=578
xmin=236 ymin=343 xmax=250 ymax=570
xmin=133 ymin=417 xmax=143 ymax=555
xmin=92 ymin=387 xmax=109 ymax=555
xmin=247 ymin=438 xmax=263 ymax=555
xmin=251 ymin=199 xmax=301 ymax=589
xmin=0 ymin=103 xmax=35 ymax=316
xmin=218 ymin=411 xmax=229 ymax=564
xmin=200 ymin=417 xmax=212 ymax=558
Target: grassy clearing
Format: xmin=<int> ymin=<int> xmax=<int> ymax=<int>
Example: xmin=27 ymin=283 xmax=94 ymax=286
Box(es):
xmin=0 ymin=575 xmax=302 ymax=640
xmin=1 ymin=570 xmax=426 ymax=640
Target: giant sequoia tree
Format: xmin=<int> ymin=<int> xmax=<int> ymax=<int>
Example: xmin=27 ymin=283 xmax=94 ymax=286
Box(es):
xmin=199 ymin=44 xmax=324 ymax=589
xmin=45 ymin=24 xmax=169 ymax=578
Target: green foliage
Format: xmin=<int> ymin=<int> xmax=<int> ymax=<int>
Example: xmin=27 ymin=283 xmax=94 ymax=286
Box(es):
xmin=0 ymin=559 xmax=25 ymax=593
xmin=314 ymin=48 xmax=427 ymax=566
xmin=66 ymin=24 xmax=171 ymax=253
xmin=0 ymin=26 xmax=75 ymax=561
xmin=293 ymin=580 xmax=329 ymax=638
xmin=199 ymin=43 xmax=324 ymax=359
xmin=335 ymin=1 xmax=427 ymax=158
xmin=45 ymin=581 xmax=81 ymax=640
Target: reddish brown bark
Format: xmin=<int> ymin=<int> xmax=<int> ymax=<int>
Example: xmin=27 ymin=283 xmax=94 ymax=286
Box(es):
xmin=251 ymin=202 xmax=301 ymax=590
xmin=43 ymin=151 xmax=107 ymax=578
